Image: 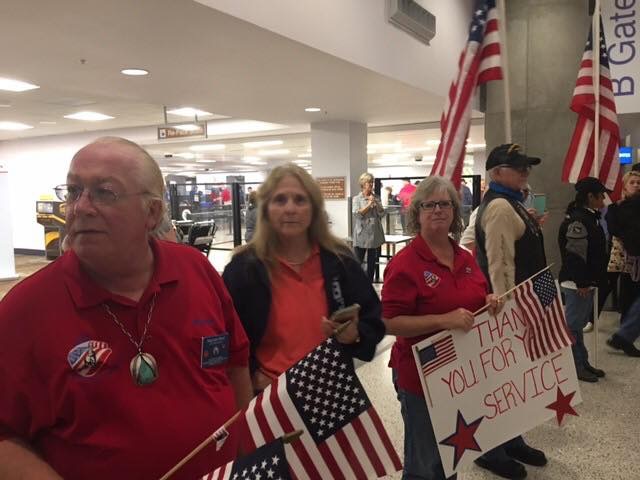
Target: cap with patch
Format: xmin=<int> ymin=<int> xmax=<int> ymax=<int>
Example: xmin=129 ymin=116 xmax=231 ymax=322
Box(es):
xmin=485 ymin=143 xmax=542 ymax=171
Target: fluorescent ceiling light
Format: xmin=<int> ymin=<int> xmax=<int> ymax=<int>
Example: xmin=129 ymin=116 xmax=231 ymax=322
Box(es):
xmin=258 ymin=149 xmax=290 ymax=156
xmin=426 ymin=139 xmax=441 ymax=145
xmin=39 ymin=121 xmax=57 ymax=125
xmin=167 ymin=107 xmax=213 ymax=117
xmin=293 ymin=159 xmax=310 ymax=165
xmin=175 ymin=124 xmax=201 ymax=132
xmin=173 ymin=153 xmax=195 ymax=160
xmin=121 ymin=68 xmax=149 ymax=76
xmin=195 ymin=159 xmax=217 ymax=163
xmin=0 ymin=77 xmax=40 ymax=92
xmin=0 ymin=103 xmax=11 ymax=108
xmin=297 ymin=153 xmax=312 ymax=158
xmin=467 ymin=143 xmax=486 ymax=149
xmin=64 ymin=111 xmax=114 ymax=121
xmin=207 ymin=120 xmax=284 ymax=136
xmin=0 ymin=121 xmax=33 ymax=131
xmin=304 ymin=107 xmax=321 ymax=112
xmin=243 ymin=156 xmax=262 ymax=162
xmin=243 ymin=140 xmax=283 ymax=148
xmin=189 ymin=143 xmax=226 ymax=151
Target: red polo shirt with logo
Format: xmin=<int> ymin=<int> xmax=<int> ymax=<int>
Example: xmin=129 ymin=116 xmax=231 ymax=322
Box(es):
xmin=382 ymin=235 xmax=488 ymax=396
xmin=0 ymin=239 xmax=249 ymax=480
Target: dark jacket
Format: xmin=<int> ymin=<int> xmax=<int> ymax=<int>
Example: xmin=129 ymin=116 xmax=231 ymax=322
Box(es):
xmin=558 ymin=206 xmax=608 ymax=287
xmin=606 ymin=196 xmax=640 ymax=256
xmin=222 ymin=246 xmax=385 ymax=374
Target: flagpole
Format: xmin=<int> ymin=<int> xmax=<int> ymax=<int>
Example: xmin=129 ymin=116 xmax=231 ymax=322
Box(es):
xmin=159 ymin=411 xmax=242 ymax=480
xmin=593 ymin=0 xmax=601 ymax=177
xmin=593 ymin=287 xmax=599 ymax=368
xmin=498 ymin=0 xmax=512 ymax=143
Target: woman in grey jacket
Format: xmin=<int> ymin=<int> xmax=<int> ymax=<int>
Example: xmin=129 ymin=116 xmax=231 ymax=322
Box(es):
xmin=352 ymin=172 xmax=385 ymax=281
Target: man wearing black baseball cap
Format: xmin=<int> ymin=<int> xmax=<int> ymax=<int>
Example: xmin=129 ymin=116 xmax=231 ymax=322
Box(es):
xmin=558 ymin=177 xmax=610 ymax=382
xmin=474 ymin=143 xmax=547 ymax=479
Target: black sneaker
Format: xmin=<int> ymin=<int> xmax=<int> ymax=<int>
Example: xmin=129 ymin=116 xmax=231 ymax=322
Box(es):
xmin=505 ymin=444 xmax=548 ymax=467
xmin=607 ymin=334 xmax=640 ymax=357
xmin=474 ymin=457 xmax=527 ymax=479
xmin=583 ymin=362 xmax=605 ymax=377
xmin=576 ymin=366 xmax=598 ymax=383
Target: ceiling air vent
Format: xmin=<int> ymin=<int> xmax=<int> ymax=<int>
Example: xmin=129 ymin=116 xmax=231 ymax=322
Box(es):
xmin=386 ymin=0 xmax=436 ymax=45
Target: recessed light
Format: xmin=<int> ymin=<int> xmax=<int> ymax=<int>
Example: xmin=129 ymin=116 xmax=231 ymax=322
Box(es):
xmin=243 ymin=140 xmax=283 ymax=148
xmin=0 ymin=121 xmax=33 ymax=131
xmin=64 ymin=111 xmax=114 ymax=121
xmin=258 ymin=149 xmax=290 ymax=156
xmin=243 ymin=156 xmax=261 ymax=162
xmin=189 ymin=144 xmax=226 ymax=151
xmin=121 ymin=68 xmax=149 ymax=76
xmin=167 ymin=107 xmax=212 ymax=117
xmin=297 ymin=153 xmax=312 ymax=158
xmin=304 ymin=107 xmax=321 ymax=112
xmin=0 ymin=77 xmax=39 ymax=92
xmin=39 ymin=121 xmax=57 ymax=125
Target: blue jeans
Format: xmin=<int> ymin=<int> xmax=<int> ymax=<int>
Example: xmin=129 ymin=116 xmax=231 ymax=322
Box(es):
xmin=393 ymin=372 xmax=456 ymax=480
xmin=617 ymin=294 xmax=640 ymax=343
xmin=562 ymin=287 xmax=594 ymax=368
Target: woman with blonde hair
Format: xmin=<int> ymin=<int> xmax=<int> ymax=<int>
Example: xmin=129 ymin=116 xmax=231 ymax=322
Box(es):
xmin=352 ymin=172 xmax=385 ymax=281
xmin=223 ymin=164 xmax=385 ymax=392
xmin=606 ymin=170 xmax=640 ymax=356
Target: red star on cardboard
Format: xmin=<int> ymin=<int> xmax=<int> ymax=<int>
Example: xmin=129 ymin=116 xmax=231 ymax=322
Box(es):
xmin=546 ymin=387 xmax=578 ymax=426
xmin=439 ymin=410 xmax=484 ymax=469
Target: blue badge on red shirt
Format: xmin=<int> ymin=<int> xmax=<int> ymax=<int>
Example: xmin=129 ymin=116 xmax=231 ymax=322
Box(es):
xmin=67 ymin=340 xmax=112 ymax=377
xmin=201 ymin=333 xmax=229 ymax=368
xmin=423 ymin=271 xmax=441 ymax=288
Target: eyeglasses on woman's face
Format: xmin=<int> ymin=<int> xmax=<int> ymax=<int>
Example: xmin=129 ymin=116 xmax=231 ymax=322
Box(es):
xmin=419 ymin=200 xmax=454 ymax=212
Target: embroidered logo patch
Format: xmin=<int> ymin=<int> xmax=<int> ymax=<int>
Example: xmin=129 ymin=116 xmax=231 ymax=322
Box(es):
xmin=201 ymin=333 xmax=229 ymax=368
xmin=67 ymin=340 xmax=112 ymax=377
xmin=423 ymin=271 xmax=441 ymax=288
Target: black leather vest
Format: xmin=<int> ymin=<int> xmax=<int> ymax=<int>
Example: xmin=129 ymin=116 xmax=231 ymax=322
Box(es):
xmin=475 ymin=189 xmax=547 ymax=290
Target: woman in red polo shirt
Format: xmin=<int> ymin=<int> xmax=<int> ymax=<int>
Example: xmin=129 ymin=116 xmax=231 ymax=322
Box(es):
xmin=382 ymin=176 xmax=501 ymax=480
xmin=223 ymin=164 xmax=385 ymax=393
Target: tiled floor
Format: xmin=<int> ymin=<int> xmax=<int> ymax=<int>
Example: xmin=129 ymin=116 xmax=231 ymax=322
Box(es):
xmin=2 ymin=254 xmax=640 ymax=479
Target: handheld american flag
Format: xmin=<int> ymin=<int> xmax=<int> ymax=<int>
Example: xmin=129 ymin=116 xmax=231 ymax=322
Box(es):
xmin=240 ymin=338 xmax=402 ymax=480
xmin=513 ymin=269 xmax=572 ymax=361
xmin=430 ymin=0 xmax=502 ymax=187
xmin=562 ymin=19 xmax=622 ymax=199
xmin=202 ymin=437 xmax=292 ymax=480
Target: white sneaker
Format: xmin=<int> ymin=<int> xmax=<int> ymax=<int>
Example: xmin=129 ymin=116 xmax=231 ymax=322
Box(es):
xmin=583 ymin=322 xmax=594 ymax=333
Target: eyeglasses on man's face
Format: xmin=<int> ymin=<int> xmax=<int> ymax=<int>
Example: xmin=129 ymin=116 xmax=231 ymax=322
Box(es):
xmin=54 ymin=184 xmax=147 ymax=205
xmin=499 ymin=164 xmax=532 ymax=174
xmin=419 ymin=200 xmax=454 ymax=212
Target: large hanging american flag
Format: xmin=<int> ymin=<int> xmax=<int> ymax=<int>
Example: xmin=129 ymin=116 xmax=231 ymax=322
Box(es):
xmin=562 ymin=19 xmax=622 ymax=199
xmin=513 ymin=269 xmax=573 ymax=361
xmin=430 ymin=0 xmax=502 ymax=187
xmin=239 ymin=338 xmax=402 ymax=480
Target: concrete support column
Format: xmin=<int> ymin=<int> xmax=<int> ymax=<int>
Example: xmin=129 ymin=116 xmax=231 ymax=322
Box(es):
xmin=0 ymin=162 xmax=18 ymax=281
xmin=484 ymin=0 xmax=589 ymax=271
xmin=311 ymin=121 xmax=368 ymax=239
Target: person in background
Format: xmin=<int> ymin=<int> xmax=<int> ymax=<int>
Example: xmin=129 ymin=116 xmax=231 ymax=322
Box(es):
xmin=244 ymin=190 xmax=258 ymax=243
xmin=398 ymin=178 xmax=417 ymax=233
xmin=558 ymin=177 xmax=609 ymax=382
xmin=153 ymin=210 xmax=179 ymax=243
xmin=606 ymin=170 xmax=640 ymax=357
xmin=474 ymin=143 xmax=548 ymax=480
xmin=382 ymin=176 xmax=502 ymax=480
xmin=0 ymin=137 xmax=252 ymax=480
xmin=352 ymin=172 xmax=386 ymax=282
xmin=222 ymin=164 xmax=385 ymax=394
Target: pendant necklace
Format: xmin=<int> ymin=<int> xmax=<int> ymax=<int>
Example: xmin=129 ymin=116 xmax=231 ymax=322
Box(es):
xmin=103 ymin=293 xmax=159 ymax=386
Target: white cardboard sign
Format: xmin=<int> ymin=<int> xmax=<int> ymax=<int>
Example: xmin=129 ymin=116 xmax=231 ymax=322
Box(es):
xmin=413 ymin=296 xmax=582 ymax=478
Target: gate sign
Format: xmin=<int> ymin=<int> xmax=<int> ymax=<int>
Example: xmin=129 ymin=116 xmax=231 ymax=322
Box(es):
xmin=412 ymin=296 xmax=582 ymax=478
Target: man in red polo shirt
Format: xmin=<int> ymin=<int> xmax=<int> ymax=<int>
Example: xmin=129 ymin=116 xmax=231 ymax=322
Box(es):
xmin=0 ymin=137 xmax=252 ymax=480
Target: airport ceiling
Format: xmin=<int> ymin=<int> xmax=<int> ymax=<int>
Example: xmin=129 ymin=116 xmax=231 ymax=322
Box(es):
xmin=0 ymin=0 xmax=485 ymax=170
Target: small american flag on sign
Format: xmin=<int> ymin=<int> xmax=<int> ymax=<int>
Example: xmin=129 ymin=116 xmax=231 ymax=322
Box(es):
xmin=419 ymin=334 xmax=457 ymax=377
xmin=514 ymin=269 xmax=572 ymax=361
xmin=240 ymin=338 xmax=402 ymax=480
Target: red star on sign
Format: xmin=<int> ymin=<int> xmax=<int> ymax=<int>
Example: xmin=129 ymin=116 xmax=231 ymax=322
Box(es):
xmin=546 ymin=387 xmax=578 ymax=426
xmin=439 ymin=410 xmax=484 ymax=469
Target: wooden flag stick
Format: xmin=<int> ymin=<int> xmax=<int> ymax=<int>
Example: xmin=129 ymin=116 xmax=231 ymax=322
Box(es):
xmin=472 ymin=264 xmax=554 ymax=316
xmin=159 ymin=410 xmax=242 ymax=480
xmin=282 ymin=430 xmax=304 ymax=444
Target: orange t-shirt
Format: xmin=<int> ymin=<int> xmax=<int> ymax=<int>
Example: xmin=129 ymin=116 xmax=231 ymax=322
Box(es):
xmin=256 ymin=247 xmax=328 ymax=379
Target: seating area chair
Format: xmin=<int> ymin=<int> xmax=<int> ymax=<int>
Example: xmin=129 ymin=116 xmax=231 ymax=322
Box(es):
xmin=184 ymin=220 xmax=216 ymax=256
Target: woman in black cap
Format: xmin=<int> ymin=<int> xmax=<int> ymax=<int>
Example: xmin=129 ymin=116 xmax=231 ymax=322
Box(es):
xmin=558 ymin=177 xmax=609 ymax=381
